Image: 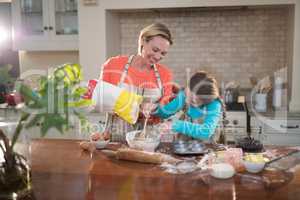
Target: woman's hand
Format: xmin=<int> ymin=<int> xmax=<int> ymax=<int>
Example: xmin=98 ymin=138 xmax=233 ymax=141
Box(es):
xmin=158 ymin=121 xmax=173 ymax=135
xmin=90 ymin=131 xmax=110 ymax=141
xmin=141 ymin=102 xmax=157 ymax=118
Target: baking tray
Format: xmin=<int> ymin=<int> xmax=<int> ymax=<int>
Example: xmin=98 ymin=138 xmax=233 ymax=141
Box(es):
xmin=172 ymin=140 xmax=208 ymax=155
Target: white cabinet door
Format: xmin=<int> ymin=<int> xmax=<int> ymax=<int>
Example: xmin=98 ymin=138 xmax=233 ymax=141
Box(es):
xmin=263 ymin=119 xmax=300 ymax=134
xmin=262 ymin=119 xmax=300 ymax=146
xmin=262 ymin=133 xmax=300 ymax=146
xmin=12 ymin=0 xmax=78 ymax=51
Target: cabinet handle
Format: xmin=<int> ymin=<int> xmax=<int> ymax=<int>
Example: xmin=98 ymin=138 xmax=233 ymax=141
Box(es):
xmin=280 ymin=125 xmax=299 ymax=129
xmin=44 ymin=26 xmax=48 ymax=30
xmin=49 ymin=26 xmax=53 ymax=30
xmin=36 ymin=122 xmax=43 ymax=126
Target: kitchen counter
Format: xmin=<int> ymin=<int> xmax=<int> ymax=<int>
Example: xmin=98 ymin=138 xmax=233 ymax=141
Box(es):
xmin=249 ymin=109 xmax=300 ymax=119
xmin=30 ymin=139 xmax=300 ymax=200
xmin=240 ymin=91 xmax=300 ymax=120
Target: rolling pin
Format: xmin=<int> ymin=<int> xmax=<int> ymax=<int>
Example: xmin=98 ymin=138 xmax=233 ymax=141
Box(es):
xmin=101 ymin=148 xmax=180 ymax=164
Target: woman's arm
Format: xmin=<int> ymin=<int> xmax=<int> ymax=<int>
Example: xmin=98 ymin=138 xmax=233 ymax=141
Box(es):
xmin=100 ymin=58 xmax=113 ymax=82
xmin=153 ymin=90 xmax=185 ymax=119
xmin=171 ymin=100 xmax=222 ymax=140
xmin=100 ymin=56 xmax=125 ymax=85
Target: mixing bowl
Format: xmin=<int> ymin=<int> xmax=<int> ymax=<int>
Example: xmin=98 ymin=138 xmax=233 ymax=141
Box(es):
xmin=243 ymin=160 xmax=265 ymax=173
xmin=126 ymin=130 xmax=160 ymax=152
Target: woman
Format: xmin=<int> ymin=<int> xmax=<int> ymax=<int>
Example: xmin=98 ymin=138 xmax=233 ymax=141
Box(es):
xmin=153 ymin=71 xmax=223 ymax=141
xmin=94 ymin=23 xmax=174 ymax=142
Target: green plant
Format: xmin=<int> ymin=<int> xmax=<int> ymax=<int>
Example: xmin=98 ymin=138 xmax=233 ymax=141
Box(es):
xmin=0 ymin=64 xmax=15 ymax=85
xmin=0 ymin=63 xmax=91 ymax=198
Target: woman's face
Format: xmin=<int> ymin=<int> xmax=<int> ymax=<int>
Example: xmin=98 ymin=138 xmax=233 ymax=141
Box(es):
xmin=141 ymin=36 xmax=170 ymax=65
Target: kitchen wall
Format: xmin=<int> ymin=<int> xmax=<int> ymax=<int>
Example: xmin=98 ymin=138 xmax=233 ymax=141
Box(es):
xmin=119 ymin=6 xmax=290 ymax=88
xmin=0 ymin=2 xmax=19 ymax=77
xmin=79 ymin=0 xmax=300 ymax=111
xmin=19 ymin=51 xmax=79 ymax=73
xmin=290 ymin=2 xmax=300 ymax=112
xmin=18 ymin=51 xmax=79 ymax=88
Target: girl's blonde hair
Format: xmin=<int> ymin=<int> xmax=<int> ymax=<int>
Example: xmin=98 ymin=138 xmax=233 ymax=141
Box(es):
xmin=138 ymin=23 xmax=173 ymax=54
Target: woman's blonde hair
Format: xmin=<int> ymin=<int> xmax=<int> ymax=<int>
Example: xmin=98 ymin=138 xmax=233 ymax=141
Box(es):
xmin=138 ymin=23 xmax=173 ymax=54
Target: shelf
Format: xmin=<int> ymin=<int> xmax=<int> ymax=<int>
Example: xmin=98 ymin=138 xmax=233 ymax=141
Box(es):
xmin=21 ymin=11 xmax=43 ymax=15
xmin=56 ymin=30 xmax=78 ymax=35
xmin=56 ymin=32 xmax=77 ymax=35
xmin=55 ymin=10 xmax=78 ymax=14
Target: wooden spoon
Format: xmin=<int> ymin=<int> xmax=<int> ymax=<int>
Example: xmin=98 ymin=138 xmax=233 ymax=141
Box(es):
xmin=138 ymin=117 xmax=148 ymax=139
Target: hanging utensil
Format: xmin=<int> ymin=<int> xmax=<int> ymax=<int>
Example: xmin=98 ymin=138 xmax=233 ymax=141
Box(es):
xmin=249 ymin=76 xmax=258 ymax=87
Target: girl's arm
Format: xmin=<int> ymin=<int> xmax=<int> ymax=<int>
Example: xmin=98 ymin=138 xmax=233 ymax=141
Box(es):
xmin=171 ymin=100 xmax=222 ymax=140
xmin=153 ymin=90 xmax=185 ymax=119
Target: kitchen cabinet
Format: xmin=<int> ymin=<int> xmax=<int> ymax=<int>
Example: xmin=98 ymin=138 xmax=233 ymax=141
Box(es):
xmin=221 ymin=112 xmax=264 ymax=144
xmin=261 ymin=119 xmax=300 ymax=146
xmin=11 ymin=0 xmax=78 ymax=51
xmin=222 ymin=111 xmax=247 ymax=143
xmin=250 ymin=114 xmax=300 ymax=146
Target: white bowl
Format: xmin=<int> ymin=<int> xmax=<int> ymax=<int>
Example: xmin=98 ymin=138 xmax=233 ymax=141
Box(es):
xmin=243 ymin=160 xmax=265 ymax=173
xmin=210 ymin=163 xmax=235 ymax=179
xmin=176 ymin=161 xmax=198 ymax=173
xmin=126 ymin=130 xmax=160 ymax=152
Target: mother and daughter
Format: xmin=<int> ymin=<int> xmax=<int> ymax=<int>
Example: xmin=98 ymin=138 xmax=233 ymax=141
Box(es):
xmin=91 ymin=23 xmax=223 ymax=143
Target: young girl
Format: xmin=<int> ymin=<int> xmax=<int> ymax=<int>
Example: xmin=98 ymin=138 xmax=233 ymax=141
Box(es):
xmin=153 ymin=71 xmax=223 ymax=141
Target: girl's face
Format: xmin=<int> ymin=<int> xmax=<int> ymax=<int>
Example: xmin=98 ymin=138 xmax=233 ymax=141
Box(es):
xmin=185 ymin=88 xmax=204 ymax=107
xmin=140 ymin=36 xmax=170 ymax=66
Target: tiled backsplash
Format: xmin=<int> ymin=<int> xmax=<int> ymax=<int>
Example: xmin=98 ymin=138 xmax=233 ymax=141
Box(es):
xmin=119 ymin=6 xmax=291 ymax=88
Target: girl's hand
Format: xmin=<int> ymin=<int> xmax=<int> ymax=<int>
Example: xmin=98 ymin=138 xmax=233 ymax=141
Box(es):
xmin=141 ymin=102 xmax=157 ymax=118
xmin=158 ymin=121 xmax=173 ymax=134
xmin=79 ymin=141 xmax=96 ymax=152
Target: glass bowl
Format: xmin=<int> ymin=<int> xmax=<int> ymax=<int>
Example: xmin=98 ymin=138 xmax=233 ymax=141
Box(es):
xmin=126 ymin=130 xmax=160 ymax=152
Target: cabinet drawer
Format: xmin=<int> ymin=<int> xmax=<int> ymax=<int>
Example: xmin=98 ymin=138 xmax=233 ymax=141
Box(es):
xmin=262 ymin=133 xmax=300 ymax=146
xmin=225 ymin=111 xmax=246 ymax=127
xmin=263 ymin=119 xmax=300 ymax=134
xmin=224 ymin=128 xmax=247 ymax=142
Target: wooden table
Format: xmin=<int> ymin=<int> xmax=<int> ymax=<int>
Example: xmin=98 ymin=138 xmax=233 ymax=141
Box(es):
xmin=30 ymin=139 xmax=300 ymax=200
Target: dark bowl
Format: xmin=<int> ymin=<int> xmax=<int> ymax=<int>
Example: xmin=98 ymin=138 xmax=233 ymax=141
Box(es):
xmin=236 ymin=137 xmax=263 ymax=153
